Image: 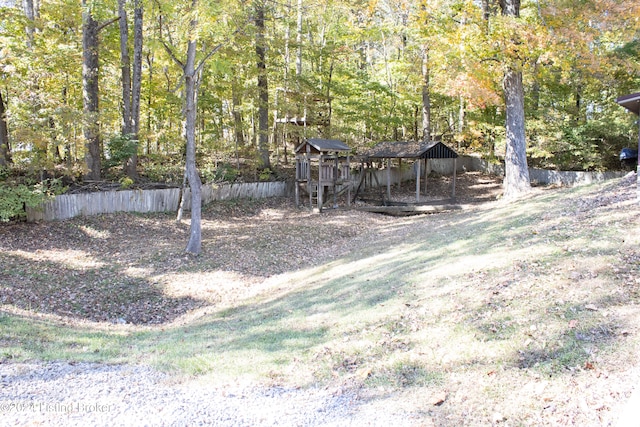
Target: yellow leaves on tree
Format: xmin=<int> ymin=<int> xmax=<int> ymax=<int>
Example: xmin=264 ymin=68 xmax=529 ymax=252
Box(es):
xmin=445 ymin=72 xmax=501 ymax=110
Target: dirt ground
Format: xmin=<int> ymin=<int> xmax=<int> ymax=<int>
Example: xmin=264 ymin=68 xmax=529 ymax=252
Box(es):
xmin=354 ymin=171 xmax=504 ymax=206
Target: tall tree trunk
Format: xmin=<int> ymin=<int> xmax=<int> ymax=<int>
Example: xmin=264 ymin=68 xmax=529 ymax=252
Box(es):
xmin=184 ymin=0 xmax=202 ymax=255
xmin=296 ymin=0 xmax=303 ymax=77
xmin=119 ymin=0 xmax=142 ymax=178
xmin=145 ymin=52 xmax=154 ymax=154
xmin=574 ymin=84 xmax=583 ymax=122
xmin=458 ymin=95 xmax=465 ymax=135
xmin=281 ymin=10 xmax=291 ymax=164
xmin=499 ymin=0 xmax=520 ymax=16
xmin=481 ymin=0 xmax=492 ymax=21
xmin=324 ymin=60 xmax=334 ymax=138
xmin=0 ymin=90 xmax=11 ymax=167
xmin=82 ymin=1 xmax=102 ymax=181
xmin=503 ymin=69 xmax=530 ymax=197
xmin=421 ymin=45 xmax=431 ymax=142
xmin=231 ymin=74 xmax=245 ymax=167
xmin=23 ymin=0 xmax=36 ymax=47
xmin=255 ymin=1 xmax=270 ymax=169
xmin=118 ymin=0 xmax=132 ymax=136
xmin=125 ymin=0 xmax=143 ymax=177
xmin=62 ymin=85 xmax=73 ymax=166
xmin=500 ymin=0 xmax=530 ymax=198
xmin=531 ymin=60 xmax=540 ymax=114
xmin=131 ymin=0 xmax=143 ymax=137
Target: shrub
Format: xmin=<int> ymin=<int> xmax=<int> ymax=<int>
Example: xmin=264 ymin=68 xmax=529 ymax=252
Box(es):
xmin=105 ymin=134 xmax=138 ymax=169
xmin=119 ymin=176 xmax=134 ymax=189
xmin=201 ymin=162 xmax=238 ymax=183
xmin=259 ymin=168 xmax=272 ymax=181
xmin=0 ymin=178 xmax=66 ymax=222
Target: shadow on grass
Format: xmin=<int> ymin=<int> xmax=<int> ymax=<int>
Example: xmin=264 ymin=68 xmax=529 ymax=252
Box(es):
xmin=515 ymin=319 xmax=620 ymax=374
xmin=0 ymin=243 xmax=443 ymax=378
xmin=0 ymin=249 xmax=205 ymax=325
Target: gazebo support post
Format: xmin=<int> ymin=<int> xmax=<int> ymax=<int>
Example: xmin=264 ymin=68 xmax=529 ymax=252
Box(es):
xmin=415 ymin=158 xmax=421 ymax=202
xmin=318 ymin=154 xmax=324 ymax=213
xmin=451 ymin=157 xmax=457 ymax=199
xmin=347 ymin=154 xmax=352 ymax=208
xmin=306 ymin=147 xmax=312 ymax=210
xmin=386 ymin=158 xmax=391 ymax=201
xmin=333 ymin=155 xmax=338 ymax=208
xmin=424 ymin=158 xmax=428 ymax=195
xmin=295 ymin=159 xmax=300 ymax=207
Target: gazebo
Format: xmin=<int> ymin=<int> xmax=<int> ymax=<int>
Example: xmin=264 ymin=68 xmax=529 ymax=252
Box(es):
xmin=359 ymin=140 xmax=459 ymax=203
xmin=616 ymin=92 xmax=640 ymax=201
xmin=294 ymin=138 xmax=352 ymax=212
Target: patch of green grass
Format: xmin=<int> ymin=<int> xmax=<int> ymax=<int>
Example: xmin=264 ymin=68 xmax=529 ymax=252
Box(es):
xmin=517 ymin=329 xmax=597 ymax=375
xmin=366 ymin=359 xmax=444 ymax=388
xmin=475 ymin=316 xmax=518 ymax=341
xmin=0 ymin=313 xmax=128 ymax=362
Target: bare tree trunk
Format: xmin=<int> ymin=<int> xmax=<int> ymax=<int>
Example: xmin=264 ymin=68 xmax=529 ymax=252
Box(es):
xmin=131 ymin=0 xmax=143 ymax=137
xmin=184 ymin=0 xmax=202 ymax=255
xmin=118 ymin=0 xmax=132 ymax=136
xmin=500 ymin=0 xmax=530 ymax=198
xmin=145 ymin=52 xmax=154 ymax=154
xmin=119 ymin=0 xmax=142 ymax=178
xmin=421 ymin=45 xmax=431 ymax=142
xmin=23 ymin=0 xmax=36 ymax=47
xmin=255 ymin=1 xmax=270 ymax=169
xmin=0 ymin=90 xmax=10 ymax=167
xmin=231 ymin=73 xmax=245 ymax=156
xmin=499 ymin=0 xmax=520 ymax=16
xmin=118 ymin=0 xmax=131 ymax=135
xmin=481 ymin=0 xmax=492 ymax=21
xmin=327 ymin=60 xmax=334 ymax=135
xmin=296 ymin=0 xmax=303 ymax=77
xmin=531 ymin=60 xmax=540 ymax=114
xmin=61 ymin=85 xmax=73 ymax=166
xmin=126 ymin=0 xmax=143 ymax=177
xmin=458 ymin=95 xmax=465 ymax=135
xmin=82 ymin=1 xmax=101 ymax=181
xmin=503 ymin=69 xmax=530 ymax=198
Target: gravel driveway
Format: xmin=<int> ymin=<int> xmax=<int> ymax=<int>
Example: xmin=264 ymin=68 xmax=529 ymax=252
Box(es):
xmin=1 ymin=362 xmax=424 ymax=426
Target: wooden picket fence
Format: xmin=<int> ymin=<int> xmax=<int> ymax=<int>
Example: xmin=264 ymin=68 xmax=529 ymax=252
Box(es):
xmin=24 ymin=156 xmax=628 ymax=222
xmin=26 ymin=181 xmax=290 ymax=222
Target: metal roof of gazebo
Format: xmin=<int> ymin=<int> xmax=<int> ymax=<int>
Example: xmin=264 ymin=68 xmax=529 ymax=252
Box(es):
xmin=361 ymin=140 xmax=458 ymax=160
xmin=616 ymin=92 xmax=640 ymax=115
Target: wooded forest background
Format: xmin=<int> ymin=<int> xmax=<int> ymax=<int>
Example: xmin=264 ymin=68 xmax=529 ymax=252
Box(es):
xmin=0 ymin=0 xmax=639 ymax=185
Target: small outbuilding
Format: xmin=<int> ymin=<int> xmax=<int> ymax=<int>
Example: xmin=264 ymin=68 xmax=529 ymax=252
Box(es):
xmin=294 ymin=138 xmax=352 ymax=212
xmin=359 ymin=140 xmax=459 ymax=203
xmin=615 ymin=92 xmax=640 ymax=201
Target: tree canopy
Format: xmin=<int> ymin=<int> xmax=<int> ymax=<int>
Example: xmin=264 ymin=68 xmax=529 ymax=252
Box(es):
xmin=0 ymin=0 xmax=638 ymax=180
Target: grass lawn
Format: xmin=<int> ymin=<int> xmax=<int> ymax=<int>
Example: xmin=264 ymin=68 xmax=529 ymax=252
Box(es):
xmin=1 ymin=173 xmax=639 ymax=425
